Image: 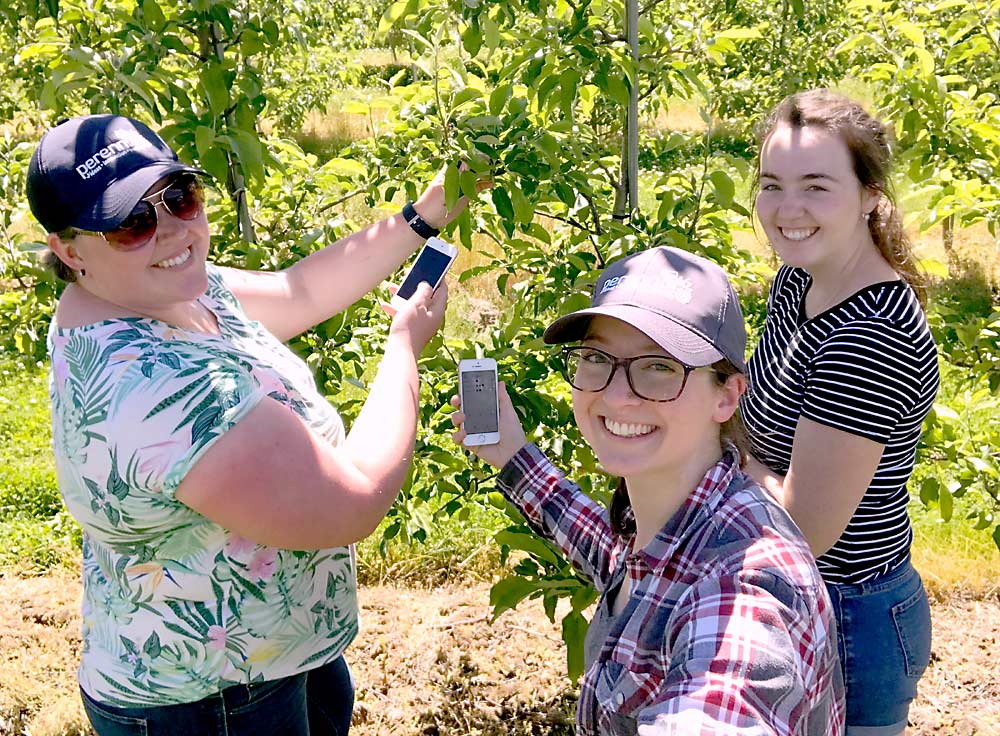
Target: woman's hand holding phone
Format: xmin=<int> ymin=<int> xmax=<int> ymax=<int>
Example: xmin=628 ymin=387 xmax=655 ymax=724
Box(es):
xmin=450 ymin=382 xmax=527 ymax=469
xmin=385 ymin=281 xmax=448 ymax=355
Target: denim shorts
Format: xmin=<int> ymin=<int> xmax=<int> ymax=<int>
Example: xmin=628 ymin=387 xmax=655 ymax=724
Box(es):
xmin=825 ymin=558 xmax=931 ymax=735
xmin=81 ymin=655 xmax=354 ymax=736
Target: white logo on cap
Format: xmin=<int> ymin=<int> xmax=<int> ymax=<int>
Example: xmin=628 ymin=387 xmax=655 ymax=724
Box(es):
xmin=599 ymin=269 xmax=693 ymax=303
xmin=74 ymin=131 xmax=155 ymax=181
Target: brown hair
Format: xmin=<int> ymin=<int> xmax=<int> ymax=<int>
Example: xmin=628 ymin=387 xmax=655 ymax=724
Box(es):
xmin=753 ymin=88 xmax=926 ymax=306
xmin=609 ymin=359 xmax=750 ymax=536
xmin=42 ymin=229 xmax=80 ymax=283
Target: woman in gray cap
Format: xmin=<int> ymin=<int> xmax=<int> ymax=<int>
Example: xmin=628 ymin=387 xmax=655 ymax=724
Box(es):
xmin=28 ymin=114 xmax=472 ymax=735
xmin=451 ymin=246 xmax=845 ymax=734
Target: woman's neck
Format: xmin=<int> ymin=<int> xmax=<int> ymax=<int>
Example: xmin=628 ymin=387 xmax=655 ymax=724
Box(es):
xmin=57 ymin=283 xmax=219 ymax=335
xmin=625 ymin=441 xmax=723 ymax=550
xmin=804 ymin=242 xmax=899 ymax=318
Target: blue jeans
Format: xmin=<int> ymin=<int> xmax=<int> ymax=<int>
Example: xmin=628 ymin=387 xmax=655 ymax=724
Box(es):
xmin=825 ymin=558 xmax=931 ymax=735
xmin=81 ymin=656 xmax=354 ymax=736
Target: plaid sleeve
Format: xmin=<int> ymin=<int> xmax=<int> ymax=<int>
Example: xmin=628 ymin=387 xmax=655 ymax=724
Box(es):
xmin=496 ymin=443 xmax=618 ymax=590
xmin=637 ymin=568 xmax=837 ymax=735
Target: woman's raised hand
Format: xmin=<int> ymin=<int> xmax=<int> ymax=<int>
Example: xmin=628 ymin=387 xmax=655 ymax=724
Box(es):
xmin=450 ymin=382 xmax=527 ymax=470
xmin=411 ymin=162 xmax=493 ymax=231
xmin=385 ymin=281 xmax=448 ymax=354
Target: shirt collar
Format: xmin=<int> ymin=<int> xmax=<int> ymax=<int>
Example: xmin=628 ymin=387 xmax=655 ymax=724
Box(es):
xmin=632 ymin=445 xmax=741 ymax=572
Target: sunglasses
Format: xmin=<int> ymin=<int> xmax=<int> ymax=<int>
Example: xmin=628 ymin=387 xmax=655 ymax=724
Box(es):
xmin=77 ymin=173 xmax=205 ymax=251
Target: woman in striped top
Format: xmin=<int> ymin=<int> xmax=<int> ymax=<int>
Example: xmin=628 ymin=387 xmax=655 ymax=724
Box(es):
xmin=740 ymin=89 xmax=939 ymax=735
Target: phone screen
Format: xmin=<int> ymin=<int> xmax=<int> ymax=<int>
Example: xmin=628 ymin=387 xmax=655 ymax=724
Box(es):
xmin=461 ymin=369 xmax=499 ymax=434
xmin=396 ymin=247 xmax=453 ymax=300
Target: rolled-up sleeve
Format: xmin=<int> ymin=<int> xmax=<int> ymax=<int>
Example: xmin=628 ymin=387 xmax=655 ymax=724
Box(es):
xmin=497 ymin=443 xmax=618 ymax=590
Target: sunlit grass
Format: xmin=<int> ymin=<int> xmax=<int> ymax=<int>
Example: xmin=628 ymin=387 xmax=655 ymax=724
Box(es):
xmin=911 ymin=501 xmax=1000 ymax=601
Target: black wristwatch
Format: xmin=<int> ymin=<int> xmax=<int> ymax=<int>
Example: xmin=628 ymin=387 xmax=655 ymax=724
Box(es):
xmin=401 ymin=201 xmax=440 ymax=239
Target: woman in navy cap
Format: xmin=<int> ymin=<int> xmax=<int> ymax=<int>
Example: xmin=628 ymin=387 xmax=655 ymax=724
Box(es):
xmin=450 ymin=246 xmax=845 ymax=734
xmin=28 ymin=114 xmax=472 ymax=735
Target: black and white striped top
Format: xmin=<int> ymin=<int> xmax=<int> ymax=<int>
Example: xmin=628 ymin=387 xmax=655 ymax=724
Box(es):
xmin=740 ymin=266 xmax=939 ymax=584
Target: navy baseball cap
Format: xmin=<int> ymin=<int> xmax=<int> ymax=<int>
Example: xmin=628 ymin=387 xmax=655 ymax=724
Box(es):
xmin=26 ymin=115 xmax=204 ymax=234
xmin=543 ymin=246 xmax=747 ymax=372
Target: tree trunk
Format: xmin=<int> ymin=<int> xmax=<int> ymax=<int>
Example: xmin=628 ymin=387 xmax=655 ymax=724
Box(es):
xmin=197 ymin=20 xmax=257 ymax=245
xmin=625 ymin=0 xmax=639 ymax=218
xmin=942 ymin=214 xmax=956 ymax=274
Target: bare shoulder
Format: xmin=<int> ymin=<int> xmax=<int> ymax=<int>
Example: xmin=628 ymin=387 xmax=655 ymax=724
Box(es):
xmin=52 ymin=284 xmax=141 ymax=328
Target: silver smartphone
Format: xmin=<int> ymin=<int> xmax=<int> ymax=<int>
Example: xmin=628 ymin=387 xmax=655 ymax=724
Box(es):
xmin=390 ymin=236 xmax=459 ymax=309
xmin=458 ymin=358 xmax=500 ymax=446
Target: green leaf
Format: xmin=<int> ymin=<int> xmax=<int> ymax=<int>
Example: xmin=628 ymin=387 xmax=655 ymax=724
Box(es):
xmin=462 ymin=25 xmax=482 ymax=56
xmin=195 ymin=126 xmax=216 ymax=160
xmin=561 ymin=610 xmax=588 ymax=683
xmin=494 ymin=529 xmax=562 ymax=566
xmin=460 ymin=170 xmax=479 ymax=199
xmin=489 ymin=576 xmax=538 ymax=618
xmin=939 ymin=484 xmax=953 ymax=522
xmin=201 ymin=64 xmax=229 ymax=118
xmin=224 ymin=130 xmax=264 ymax=182
xmin=489 ymin=83 xmax=511 ymax=117
xmin=444 ymin=163 xmax=461 ymax=210
xmin=492 ymin=187 xmax=515 ymax=221
xmin=932 ymin=403 xmax=960 ymax=422
xmin=378 ymin=0 xmax=413 ymax=35
xmin=895 ymin=21 xmax=925 ymax=47
xmin=912 ymin=47 xmax=935 ymax=77
xmin=140 ymin=0 xmax=166 ymax=31
xmin=326 ymin=158 xmax=367 ymax=178
xmin=708 ymin=170 xmax=735 ymax=207
xmin=715 ymin=27 xmax=763 ymax=41
xmin=482 ymin=14 xmax=501 ymax=51
xmin=509 ymin=184 xmax=533 ymax=223
xmin=919 ymin=477 xmax=939 ymax=505
xmin=200 ymin=147 xmax=229 ymax=185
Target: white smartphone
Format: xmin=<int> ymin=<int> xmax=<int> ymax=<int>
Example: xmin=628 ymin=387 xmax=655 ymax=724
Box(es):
xmin=391 ymin=236 xmax=459 ymax=309
xmin=458 ymin=358 xmax=500 ymax=446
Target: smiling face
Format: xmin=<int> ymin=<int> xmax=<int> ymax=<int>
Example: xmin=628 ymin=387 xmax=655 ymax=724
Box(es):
xmin=52 ymin=174 xmax=211 ymax=318
xmin=756 ymin=123 xmax=881 ymax=276
xmin=570 ymin=316 xmax=742 ymax=488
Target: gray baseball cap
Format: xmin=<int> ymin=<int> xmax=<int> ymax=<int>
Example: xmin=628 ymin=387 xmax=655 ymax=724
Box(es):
xmin=543 ymin=246 xmax=747 ymax=372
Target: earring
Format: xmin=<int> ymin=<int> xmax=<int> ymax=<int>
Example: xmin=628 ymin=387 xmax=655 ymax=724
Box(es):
xmin=78 ymin=268 xmax=86 ymax=277
xmin=862 ymin=212 xmax=871 ymax=223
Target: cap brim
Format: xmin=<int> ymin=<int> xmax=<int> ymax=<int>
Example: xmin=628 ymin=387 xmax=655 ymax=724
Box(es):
xmin=543 ymin=304 xmax=727 ymax=368
xmin=74 ymin=162 xmax=206 ymax=231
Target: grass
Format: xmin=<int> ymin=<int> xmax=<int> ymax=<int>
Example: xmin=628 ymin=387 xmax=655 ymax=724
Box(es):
xmin=0 ymin=358 xmax=82 ymax=574
xmin=911 ymin=501 xmax=1000 ymax=600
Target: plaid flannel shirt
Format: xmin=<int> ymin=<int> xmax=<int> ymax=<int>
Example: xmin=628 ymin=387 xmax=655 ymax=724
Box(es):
xmin=497 ymin=444 xmax=845 ymax=735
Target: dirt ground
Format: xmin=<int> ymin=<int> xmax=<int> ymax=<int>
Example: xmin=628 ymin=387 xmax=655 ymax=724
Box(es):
xmin=1 ymin=571 xmax=997 ymax=735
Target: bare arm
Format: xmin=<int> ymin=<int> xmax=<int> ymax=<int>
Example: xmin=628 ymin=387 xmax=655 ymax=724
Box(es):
xmin=174 ymin=282 xmax=446 ymax=549
xmin=745 ymin=417 xmax=885 ymax=557
xmin=223 ymin=171 xmax=481 ymax=342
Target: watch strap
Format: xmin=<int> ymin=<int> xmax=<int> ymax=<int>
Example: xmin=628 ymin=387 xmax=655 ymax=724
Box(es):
xmin=401 ymin=201 xmax=440 ymax=239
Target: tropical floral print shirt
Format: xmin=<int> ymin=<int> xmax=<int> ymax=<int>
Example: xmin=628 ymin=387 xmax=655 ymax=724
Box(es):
xmin=48 ymin=265 xmax=357 ymax=707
